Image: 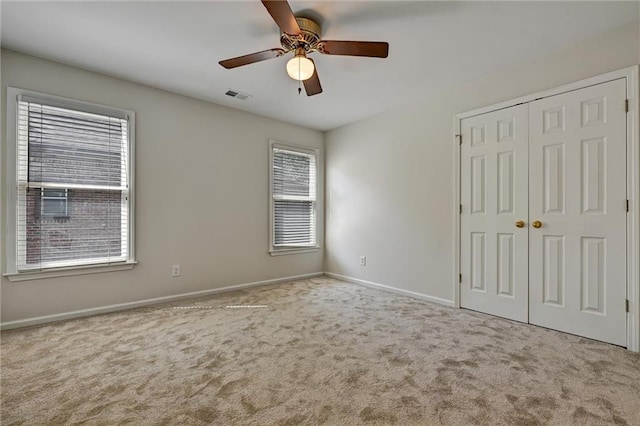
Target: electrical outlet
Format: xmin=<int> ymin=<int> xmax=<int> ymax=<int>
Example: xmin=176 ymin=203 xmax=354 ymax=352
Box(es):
xmin=360 ymin=256 xmax=366 ymax=266
xmin=171 ymin=264 xmax=181 ymax=277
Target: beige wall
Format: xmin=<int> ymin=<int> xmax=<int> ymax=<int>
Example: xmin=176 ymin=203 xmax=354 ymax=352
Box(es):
xmin=1 ymin=49 xmax=324 ymax=323
xmin=325 ymin=22 xmax=640 ymax=302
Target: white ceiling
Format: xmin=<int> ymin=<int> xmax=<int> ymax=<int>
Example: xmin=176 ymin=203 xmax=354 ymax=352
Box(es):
xmin=1 ymin=1 xmax=638 ymax=131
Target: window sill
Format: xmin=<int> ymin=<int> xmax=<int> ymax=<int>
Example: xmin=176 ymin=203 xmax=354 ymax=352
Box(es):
xmin=42 ymin=215 xmax=70 ymax=220
xmin=3 ymin=261 xmax=137 ymax=282
xmin=269 ymin=247 xmax=321 ymax=257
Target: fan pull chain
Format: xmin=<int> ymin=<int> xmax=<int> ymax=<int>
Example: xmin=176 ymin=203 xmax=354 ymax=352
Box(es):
xmin=298 ymin=60 xmax=302 ymax=95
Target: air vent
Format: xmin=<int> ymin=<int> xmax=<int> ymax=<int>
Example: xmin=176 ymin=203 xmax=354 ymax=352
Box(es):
xmin=225 ymin=89 xmax=252 ymax=100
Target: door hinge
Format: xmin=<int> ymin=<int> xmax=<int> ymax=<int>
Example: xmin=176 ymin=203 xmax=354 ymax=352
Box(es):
xmin=625 ymin=99 xmax=629 ymax=113
xmin=459 ymin=273 xmax=462 ymax=283
xmin=627 ymin=199 xmax=630 ymax=212
xmin=459 ymin=204 xmax=463 ymax=214
xmin=455 ymin=134 xmax=462 ymax=145
xmin=625 ymin=299 xmax=629 ymax=313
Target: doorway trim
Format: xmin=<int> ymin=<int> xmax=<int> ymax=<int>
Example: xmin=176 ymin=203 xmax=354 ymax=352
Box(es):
xmin=452 ymin=66 xmax=640 ymax=351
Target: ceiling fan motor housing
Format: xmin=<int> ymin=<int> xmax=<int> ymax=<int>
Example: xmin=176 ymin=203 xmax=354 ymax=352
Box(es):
xmin=280 ymin=17 xmax=321 ymax=52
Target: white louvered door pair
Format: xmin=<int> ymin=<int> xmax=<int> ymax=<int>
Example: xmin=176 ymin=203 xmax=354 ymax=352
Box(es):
xmin=460 ymin=79 xmax=627 ymax=346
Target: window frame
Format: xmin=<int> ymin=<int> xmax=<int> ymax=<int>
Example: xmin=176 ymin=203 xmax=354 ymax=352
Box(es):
xmin=268 ymin=140 xmax=320 ymax=256
xmin=4 ymin=87 xmax=136 ymax=281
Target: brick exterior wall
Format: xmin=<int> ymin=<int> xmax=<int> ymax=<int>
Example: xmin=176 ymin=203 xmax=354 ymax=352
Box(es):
xmin=25 ymin=189 xmax=122 ymax=265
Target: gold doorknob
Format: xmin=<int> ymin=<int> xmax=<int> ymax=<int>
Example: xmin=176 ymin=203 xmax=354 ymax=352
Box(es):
xmin=532 ymin=220 xmax=542 ymax=229
xmin=515 ymin=220 xmax=525 ymax=228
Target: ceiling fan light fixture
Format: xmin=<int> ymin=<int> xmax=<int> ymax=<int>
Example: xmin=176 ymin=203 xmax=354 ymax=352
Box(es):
xmin=286 ymin=49 xmax=314 ymax=81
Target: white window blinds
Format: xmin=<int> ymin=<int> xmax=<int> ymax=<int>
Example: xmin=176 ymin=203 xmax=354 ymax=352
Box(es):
xmin=16 ymin=97 xmax=130 ymax=271
xmin=272 ymin=146 xmax=317 ymax=247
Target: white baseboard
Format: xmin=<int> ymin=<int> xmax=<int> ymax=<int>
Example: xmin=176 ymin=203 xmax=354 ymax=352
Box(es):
xmin=325 ymin=272 xmax=455 ymax=308
xmin=0 ymin=272 xmax=324 ymax=330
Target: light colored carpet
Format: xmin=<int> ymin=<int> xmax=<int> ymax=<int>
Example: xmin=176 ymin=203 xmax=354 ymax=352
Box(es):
xmin=1 ymin=276 xmax=639 ymax=425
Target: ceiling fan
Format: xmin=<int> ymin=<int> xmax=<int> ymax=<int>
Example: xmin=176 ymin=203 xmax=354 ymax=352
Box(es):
xmin=219 ymin=0 xmax=389 ymax=96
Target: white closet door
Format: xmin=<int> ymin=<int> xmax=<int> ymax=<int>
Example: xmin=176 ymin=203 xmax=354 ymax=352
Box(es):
xmin=529 ymin=79 xmax=627 ymax=346
xmin=460 ymin=104 xmax=529 ymax=322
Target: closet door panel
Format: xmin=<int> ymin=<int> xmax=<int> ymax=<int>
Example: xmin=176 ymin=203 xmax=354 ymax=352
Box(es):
xmin=460 ymin=104 xmax=529 ymax=322
xmin=528 ymin=78 xmax=627 ymax=346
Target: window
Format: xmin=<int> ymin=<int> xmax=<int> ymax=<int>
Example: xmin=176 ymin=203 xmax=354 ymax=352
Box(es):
xmin=39 ymin=188 xmax=69 ymax=218
xmin=5 ymin=88 xmax=135 ymax=279
xmin=269 ymin=141 xmax=319 ymax=254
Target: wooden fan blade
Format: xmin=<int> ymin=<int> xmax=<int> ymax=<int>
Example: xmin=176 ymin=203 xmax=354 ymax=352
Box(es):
xmin=219 ymin=48 xmax=284 ymax=69
xmin=318 ymin=41 xmax=389 ymax=58
xmin=261 ymin=0 xmax=301 ymax=36
xmin=303 ymin=59 xmax=322 ymax=96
